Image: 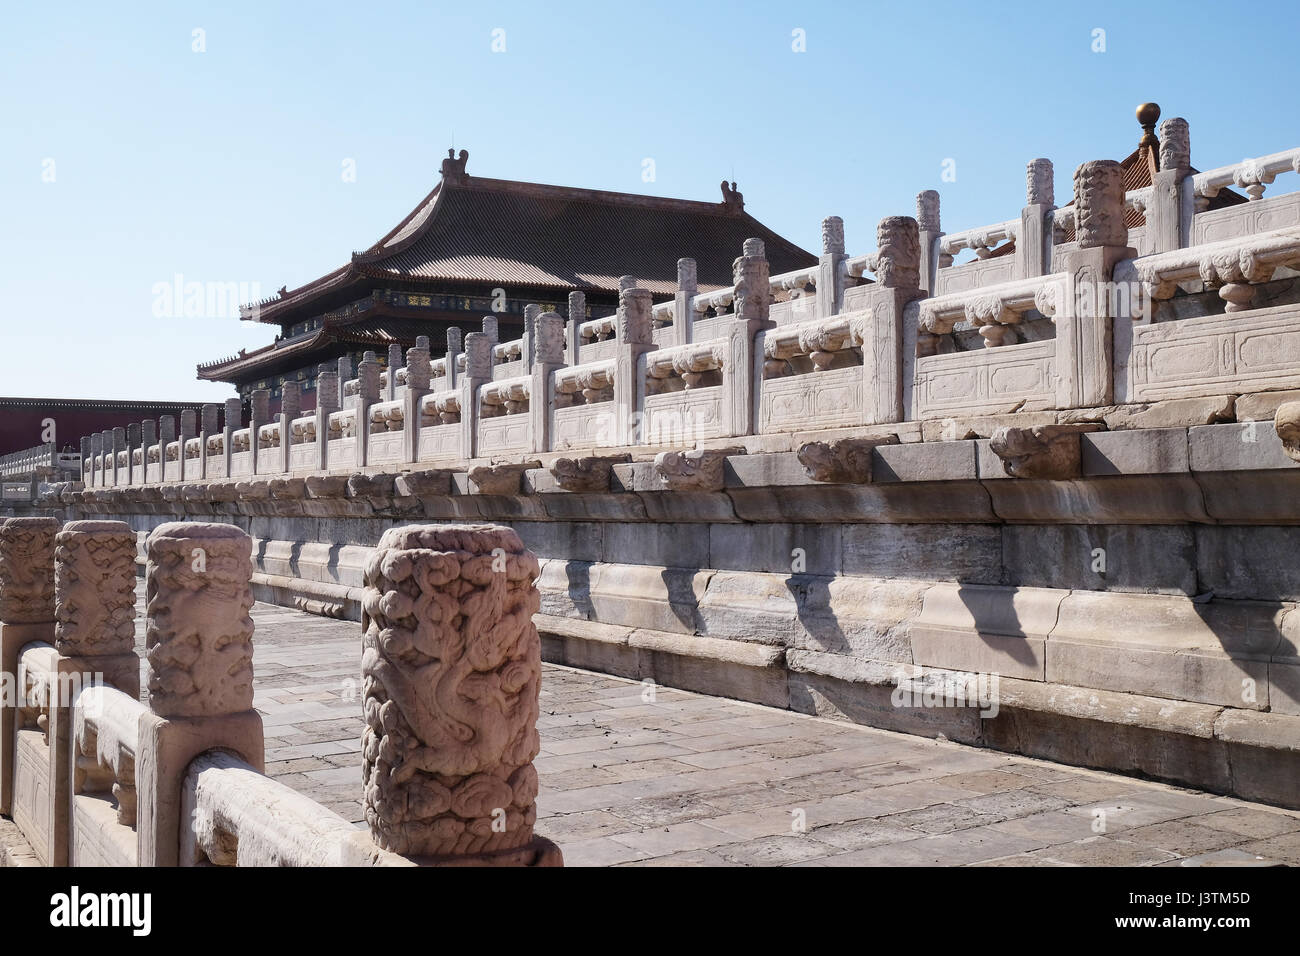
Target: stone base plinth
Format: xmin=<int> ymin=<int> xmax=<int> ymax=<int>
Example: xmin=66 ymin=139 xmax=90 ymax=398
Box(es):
xmin=406 ymin=836 xmax=564 ymax=868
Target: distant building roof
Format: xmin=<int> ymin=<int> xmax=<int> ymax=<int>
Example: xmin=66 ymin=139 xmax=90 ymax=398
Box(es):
xmin=240 ymin=150 xmax=816 ymax=324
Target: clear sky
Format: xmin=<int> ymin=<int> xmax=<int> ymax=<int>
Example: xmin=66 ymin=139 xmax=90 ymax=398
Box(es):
xmin=2 ymin=0 xmax=1296 ymax=402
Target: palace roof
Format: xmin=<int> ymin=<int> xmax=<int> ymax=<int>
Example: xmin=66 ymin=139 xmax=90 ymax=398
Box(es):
xmin=239 ymin=150 xmax=817 ymax=325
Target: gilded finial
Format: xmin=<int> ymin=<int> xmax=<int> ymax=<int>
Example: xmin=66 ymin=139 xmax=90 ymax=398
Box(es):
xmin=1136 ymin=102 xmax=1161 ymax=148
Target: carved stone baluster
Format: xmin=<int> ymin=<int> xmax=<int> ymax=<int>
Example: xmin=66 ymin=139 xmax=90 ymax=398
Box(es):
xmin=360 ymin=524 xmax=561 ymax=866
xmin=48 ymin=519 xmax=142 ymax=866
xmin=138 ymin=522 xmax=263 ymax=867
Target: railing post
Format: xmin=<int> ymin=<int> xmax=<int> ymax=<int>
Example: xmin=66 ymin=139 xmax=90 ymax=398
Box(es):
xmin=402 ymin=343 xmax=432 ymax=464
xmin=566 ymin=292 xmax=585 ymax=361
xmin=917 ymin=191 xmax=942 ymax=297
xmin=126 ymin=423 xmax=141 ymax=485
xmin=386 ymin=344 xmax=402 ymax=402
xmin=90 ymin=434 xmax=102 ymax=487
xmin=615 ymin=281 xmax=656 ymax=446
xmin=94 ymin=434 xmax=107 ymax=489
xmin=673 ymin=261 xmax=696 ymax=346
xmin=78 ymin=437 xmax=89 ymax=485
xmin=315 ymin=366 xmax=338 ymax=472
xmin=111 ymin=427 xmax=126 ymax=487
xmin=280 ymin=382 xmax=301 ymax=474
xmin=1057 ymin=159 xmax=1131 ymax=409
xmin=817 ymin=218 xmax=845 ymax=317
xmin=861 ymin=217 xmax=923 ymax=424
xmin=522 ymin=303 xmax=540 ymax=374
xmin=179 ymin=410 xmax=196 ymax=481
xmin=136 ymin=522 xmax=262 ymax=867
xmin=159 ymin=416 xmax=176 ymax=481
xmin=249 ymin=390 xmax=269 ymax=476
xmin=722 ymin=240 xmax=770 ymax=437
xmin=1150 ymin=117 xmax=1191 ymax=253
xmin=361 ymin=524 xmax=561 ymax=866
xmin=221 ymin=400 xmax=239 ymax=479
xmin=461 ymin=333 xmax=492 ymax=460
xmin=337 ymin=356 xmax=352 ymax=410
xmin=358 ymin=352 xmax=381 ymax=468
xmin=200 ymin=404 xmax=219 ymax=478
xmin=46 ymin=519 xmax=141 ymax=866
xmin=0 ymin=517 xmax=58 ymax=816
xmin=142 ymin=420 xmax=157 ymax=484
xmin=530 ymin=312 xmax=565 ymax=453
xmin=446 ymin=327 xmax=462 ymax=391
xmin=1020 ymin=159 xmax=1054 ymax=279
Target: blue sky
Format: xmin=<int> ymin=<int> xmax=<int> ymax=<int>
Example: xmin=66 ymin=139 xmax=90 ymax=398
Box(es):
xmin=2 ymin=0 xmax=1296 ymax=401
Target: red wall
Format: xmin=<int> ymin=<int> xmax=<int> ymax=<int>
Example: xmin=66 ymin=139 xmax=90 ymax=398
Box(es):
xmin=0 ymin=400 xmax=242 ymax=456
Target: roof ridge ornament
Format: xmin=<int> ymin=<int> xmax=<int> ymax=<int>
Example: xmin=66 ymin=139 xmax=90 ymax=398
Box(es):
xmin=441 ymin=147 xmax=469 ymax=184
xmin=720 ymin=179 xmax=744 ymax=211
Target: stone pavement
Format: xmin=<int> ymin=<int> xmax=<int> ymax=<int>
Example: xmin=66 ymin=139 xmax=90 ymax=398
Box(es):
xmin=132 ymin=588 xmax=1300 ymax=867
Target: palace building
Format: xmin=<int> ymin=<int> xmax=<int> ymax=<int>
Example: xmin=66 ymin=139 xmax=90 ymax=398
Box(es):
xmin=196 ymin=149 xmax=817 ymax=411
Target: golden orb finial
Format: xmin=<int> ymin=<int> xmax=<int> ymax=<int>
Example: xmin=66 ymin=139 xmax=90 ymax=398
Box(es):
xmin=1136 ymin=102 xmax=1161 ymax=148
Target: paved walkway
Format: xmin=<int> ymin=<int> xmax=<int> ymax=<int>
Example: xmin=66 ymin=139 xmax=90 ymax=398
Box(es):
xmin=239 ymin=598 xmax=1300 ymax=867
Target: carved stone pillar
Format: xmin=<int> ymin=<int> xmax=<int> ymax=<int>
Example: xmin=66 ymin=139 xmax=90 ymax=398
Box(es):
xmin=386 ymin=344 xmax=402 ymax=402
xmin=1149 ymin=117 xmax=1191 ymax=253
xmin=673 ymin=260 xmax=696 ymax=346
xmin=111 ymin=427 xmax=127 ymax=486
xmin=0 ymin=516 xmax=59 ymax=815
xmin=361 ymin=523 xmax=561 ymax=866
xmin=818 ymin=217 xmax=846 ymax=318
xmin=720 ymin=240 xmax=771 ymax=437
xmin=1019 ymin=159 xmax=1054 ymax=279
xmin=1074 ymin=159 xmax=1127 ymax=250
xmin=615 ymin=285 xmax=656 ymax=446
xmin=530 ymin=312 xmax=566 ymax=453
xmin=90 ymin=433 xmax=103 ymax=488
xmin=141 ymin=420 xmax=157 ymax=484
xmin=358 ymin=353 xmax=381 ymax=468
xmin=917 ymin=191 xmax=942 ymax=296
xmin=138 ymin=522 xmax=263 ymax=867
xmin=566 ymin=292 xmax=586 ymax=361
xmin=337 ymin=355 xmax=353 ymax=410
xmin=179 ymin=410 xmax=196 ymax=481
xmin=124 ymin=423 xmax=140 ymax=485
xmin=1056 ymin=160 xmax=1133 ymax=408
xmin=862 ymin=216 xmax=922 ymax=424
xmin=522 ymin=303 xmax=541 ymax=373
xmin=315 ymin=368 xmax=338 ymax=471
xmin=403 ymin=344 xmax=433 ymax=463
xmin=159 ymin=417 xmax=176 ymax=482
xmin=445 ymin=326 xmax=462 ymax=390
xmin=47 ymin=519 xmax=142 ymax=865
xmin=462 ymin=333 xmax=493 ymax=459
xmin=279 ymin=382 xmax=301 ymax=472
xmin=199 ymin=405 xmax=218 ymax=479
xmin=221 ymin=398 xmax=240 ymax=479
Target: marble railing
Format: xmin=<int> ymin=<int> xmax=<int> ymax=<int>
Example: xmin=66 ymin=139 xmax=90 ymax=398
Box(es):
xmin=70 ymin=129 xmax=1300 ymax=489
xmin=0 ymin=517 xmax=560 ymax=868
